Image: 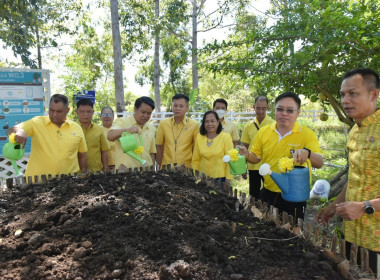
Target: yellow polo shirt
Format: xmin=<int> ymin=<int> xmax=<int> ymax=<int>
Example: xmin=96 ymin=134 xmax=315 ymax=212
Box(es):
xmin=103 ymin=126 xmax=116 ymax=166
xmin=110 ymin=116 xmax=156 ymax=169
xmin=79 ymin=122 xmax=110 ymax=172
xmin=344 ymin=109 xmax=380 ymax=251
xmin=221 ymin=119 xmax=240 ymax=141
xmin=19 ymin=116 xmax=87 ymax=178
xmin=241 ymin=115 xmax=274 ymax=170
xmin=251 ymin=122 xmax=322 ymax=192
xmin=191 ymin=132 xmax=233 ymax=179
xmin=156 ymin=116 xmax=199 ymax=167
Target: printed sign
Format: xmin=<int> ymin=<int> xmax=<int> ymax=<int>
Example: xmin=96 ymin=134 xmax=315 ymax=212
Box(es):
xmin=0 ymin=71 xmax=45 ymax=156
xmin=75 ymin=90 xmax=96 ymax=105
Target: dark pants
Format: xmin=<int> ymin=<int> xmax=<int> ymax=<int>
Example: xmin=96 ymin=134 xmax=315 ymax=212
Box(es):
xmin=345 ymin=241 xmax=379 ymax=278
xmin=248 ymin=170 xmax=263 ymax=199
xmin=260 ymin=188 xmax=306 ymax=222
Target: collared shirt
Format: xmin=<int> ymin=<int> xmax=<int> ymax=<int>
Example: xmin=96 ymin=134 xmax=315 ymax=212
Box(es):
xmin=241 ymin=115 xmax=274 ymax=170
xmin=344 ymin=109 xmax=380 ymax=251
xmin=18 ymin=116 xmax=87 ymax=177
xmin=221 ymin=119 xmax=240 ymax=141
xmin=103 ymin=126 xmax=116 ymax=166
xmin=110 ymin=116 xmax=156 ymax=169
xmin=191 ymin=132 xmax=234 ymax=179
xmin=251 ymin=121 xmax=322 ymax=192
xmin=79 ymin=122 xmax=110 ymax=172
xmin=156 ymin=116 xmax=199 ymax=167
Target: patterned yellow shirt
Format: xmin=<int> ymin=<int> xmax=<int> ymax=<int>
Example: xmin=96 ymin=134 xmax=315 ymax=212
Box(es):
xmin=19 ymin=116 xmax=87 ymax=178
xmin=241 ymin=115 xmax=274 ymax=170
xmin=156 ymin=116 xmax=199 ymax=167
xmin=251 ymin=122 xmax=322 ymax=192
xmin=221 ymin=119 xmax=240 ymax=141
xmin=103 ymin=126 xmax=116 ymax=166
xmin=344 ymin=109 xmax=380 ymax=252
xmin=79 ymin=122 xmax=110 ymax=172
xmin=110 ymin=116 xmax=156 ymax=169
xmin=191 ymin=132 xmax=234 ymax=179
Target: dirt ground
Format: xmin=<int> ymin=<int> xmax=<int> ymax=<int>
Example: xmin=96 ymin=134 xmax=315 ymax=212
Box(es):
xmin=0 ymin=170 xmax=345 ymax=280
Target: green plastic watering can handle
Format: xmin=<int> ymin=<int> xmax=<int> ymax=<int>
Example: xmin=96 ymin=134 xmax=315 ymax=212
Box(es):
xmin=121 ymin=131 xmax=143 ymax=145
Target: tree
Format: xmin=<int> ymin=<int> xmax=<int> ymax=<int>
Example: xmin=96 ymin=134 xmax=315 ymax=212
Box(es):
xmin=203 ymin=0 xmax=380 ymax=127
xmin=0 ymin=0 xmax=82 ymax=68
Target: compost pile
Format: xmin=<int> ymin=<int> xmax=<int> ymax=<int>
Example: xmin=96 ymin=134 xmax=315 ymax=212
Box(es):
xmin=0 ymin=170 xmax=345 ymax=280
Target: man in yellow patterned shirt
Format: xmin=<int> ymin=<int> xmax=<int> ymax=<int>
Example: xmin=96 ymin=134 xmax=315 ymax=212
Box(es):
xmin=241 ymin=96 xmax=274 ymax=199
xmin=101 ymin=107 xmax=116 ymax=171
xmin=76 ymin=98 xmax=110 ymax=173
xmin=239 ymin=92 xmax=324 ymax=221
xmin=316 ymin=68 xmax=379 ymax=277
xmin=213 ymin=98 xmax=240 ymax=147
xmin=107 ymin=97 xmax=156 ymax=169
xmin=156 ymin=94 xmax=199 ymax=168
xmin=7 ymin=94 xmax=88 ymax=178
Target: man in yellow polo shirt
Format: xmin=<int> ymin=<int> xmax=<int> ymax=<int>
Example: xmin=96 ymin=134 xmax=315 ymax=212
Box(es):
xmin=213 ymin=98 xmax=240 ymax=147
xmin=239 ymin=92 xmax=323 ymax=221
xmin=7 ymin=94 xmax=88 ymax=178
xmin=156 ymin=94 xmax=199 ymax=168
xmin=107 ymin=96 xmax=156 ymax=169
xmin=76 ymin=98 xmax=110 ymax=173
xmin=316 ymin=68 xmax=379 ymax=277
xmin=101 ymin=107 xmax=116 ymax=171
xmin=241 ymin=96 xmax=274 ymax=199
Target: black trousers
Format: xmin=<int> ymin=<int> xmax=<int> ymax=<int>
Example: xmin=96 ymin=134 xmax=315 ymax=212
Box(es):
xmin=248 ymin=170 xmax=263 ymax=199
xmin=260 ymin=188 xmax=306 ymax=222
xmin=345 ymin=241 xmax=379 ymax=278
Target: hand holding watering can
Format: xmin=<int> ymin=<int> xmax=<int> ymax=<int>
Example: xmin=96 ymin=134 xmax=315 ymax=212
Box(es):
xmin=119 ymin=128 xmax=146 ymax=166
xmin=3 ymin=132 xmax=25 ymax=176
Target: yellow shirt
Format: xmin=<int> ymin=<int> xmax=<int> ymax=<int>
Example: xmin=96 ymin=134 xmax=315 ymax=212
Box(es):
xmin=79 ymin=122 xmax=110 ymax=172
xmin=344 ymin=109 xmax=380 ymax=251
xmin=251 ymin=122 xmax=322 ymax=192
xmin=241 ymin=115 xmax=274 ymax=170
xmin=191 ymin=132 xmax=234 ymax=179
xmin=110 ymin=116 xmax=156 ymax=169
xmin=221 ymin=119 xmax=240 ymax=141
xmin=103 ymin=126 xmax=116 ymax=166
xmin=156 ymin=116 xmax=199 ymax=167
xmin=19 ymin=116 xmax=87 ymax=178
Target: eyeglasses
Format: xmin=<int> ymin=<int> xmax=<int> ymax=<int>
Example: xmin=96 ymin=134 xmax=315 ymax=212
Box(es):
xmin=102 ymin=113 xmax=113 ymax=117
xmin=275 ymin=107 xmax=298 ymax=114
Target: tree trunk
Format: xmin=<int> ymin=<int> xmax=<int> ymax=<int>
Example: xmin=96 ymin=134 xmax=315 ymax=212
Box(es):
xmin=154 ymin=0 xmax=161 ymax=113
xmin=110 ymin=0 xmax=125 ymax=114
xmin=191 ymin=0 xmax=199 ymax=101
xmin=36 ymin=26 xmax=42 ymax=69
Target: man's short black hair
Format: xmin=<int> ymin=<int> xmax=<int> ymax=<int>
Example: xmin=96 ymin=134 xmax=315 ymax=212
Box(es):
xmin=213 ymin=98 xmax=228 ymax=109
xmin=172 ymin=94 xmax=189 ymax=103
xmin=343 ymin=68 xmax=379 ymax=89
xmin=255 ymin=96 xmax=269 ymax=104
xmin=135 ymin=96 xmax=155 ymax=110
xmin=50 ymin=94 xmax=69 ymax=106
xmin=275 ymin=92 xmax=301 ymax=109
xmin=199 ymin=111 xmax=223 ymax=136
xmin=76 ymin=98 xmax=94 ymax=109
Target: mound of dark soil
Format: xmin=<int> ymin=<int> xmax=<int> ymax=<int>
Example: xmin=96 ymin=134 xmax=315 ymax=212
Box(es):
xmin=0 ymin=170 xmax=344 ymax=280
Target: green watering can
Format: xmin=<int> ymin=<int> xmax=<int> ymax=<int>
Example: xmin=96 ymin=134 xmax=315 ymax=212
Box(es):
xmin=2 ymin=142 xmax=25 ymax=176
xmin=119 ymin=131 xmax=146 ymax=166
xmin=223 ymin=149 xmax=247 ymax=175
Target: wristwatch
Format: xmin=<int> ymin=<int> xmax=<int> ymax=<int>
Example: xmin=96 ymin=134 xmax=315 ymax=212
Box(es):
xmin=364 ymin=201 xmax=375 ymax=215
xmin=303 ymin=148 xmax=311 ymax=158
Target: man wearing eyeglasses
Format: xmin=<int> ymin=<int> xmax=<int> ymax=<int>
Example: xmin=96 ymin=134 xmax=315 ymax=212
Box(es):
xmin=101 ymin=107 xmax=116 ymax=171
xmin=239 ymin=92 xmax=323 ymax=221
xmin=241 ymin=96 xmax=274 ymax=199
xmin=76 ymin=98 xmax=110 ymax=173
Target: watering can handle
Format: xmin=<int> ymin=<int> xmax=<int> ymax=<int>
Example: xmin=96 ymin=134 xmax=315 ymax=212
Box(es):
xmin=121 ymin=131 xmax=143 ymax=145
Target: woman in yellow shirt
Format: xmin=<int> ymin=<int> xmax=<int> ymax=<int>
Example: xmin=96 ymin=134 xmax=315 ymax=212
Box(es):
xmin=191 ymin=111 xmax=234 ymax=182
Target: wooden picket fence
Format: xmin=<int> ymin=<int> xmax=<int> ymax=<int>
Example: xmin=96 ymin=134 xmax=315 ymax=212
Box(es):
xmin=1 ymin=164 xmax=377 ymax=279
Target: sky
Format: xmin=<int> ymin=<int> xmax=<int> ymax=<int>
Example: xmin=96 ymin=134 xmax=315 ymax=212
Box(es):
xmin=0 ymin=0 xmax=270 ymax=97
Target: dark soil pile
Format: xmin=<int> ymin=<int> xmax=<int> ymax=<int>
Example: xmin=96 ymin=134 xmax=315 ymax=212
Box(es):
xmin=0 ymin=170 xmax=345 ymax=280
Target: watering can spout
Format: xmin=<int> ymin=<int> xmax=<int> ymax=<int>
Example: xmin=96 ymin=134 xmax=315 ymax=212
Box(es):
xmin=259 ymin=163 xmax=289 ymax=194
xmin=126 ymin=151 xmax=147 ymax=166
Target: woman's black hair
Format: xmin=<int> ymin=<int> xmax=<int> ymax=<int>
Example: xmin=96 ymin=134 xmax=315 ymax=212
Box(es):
xmin=199 ymin=111 xmax=223 ymax=136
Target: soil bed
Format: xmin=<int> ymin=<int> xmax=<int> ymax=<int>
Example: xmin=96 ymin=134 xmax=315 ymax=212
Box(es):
xmin=0 ymin=170 xmax=345 ymax=279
